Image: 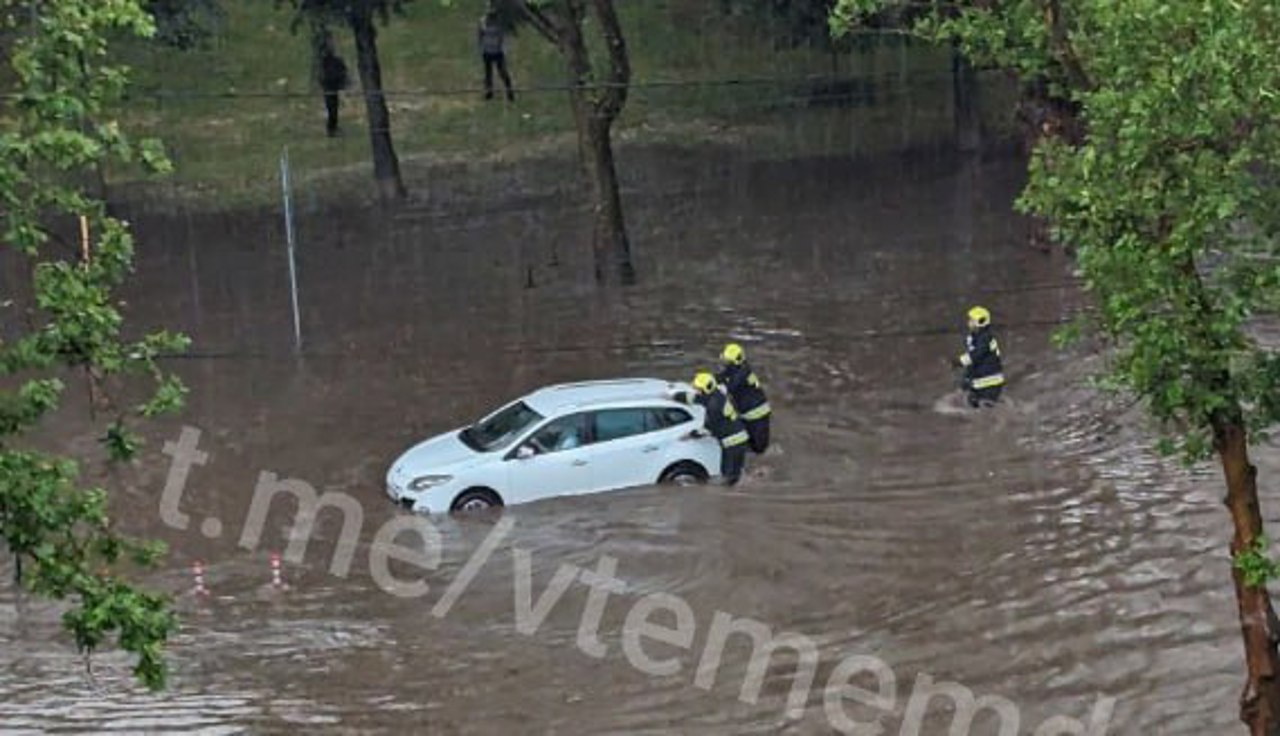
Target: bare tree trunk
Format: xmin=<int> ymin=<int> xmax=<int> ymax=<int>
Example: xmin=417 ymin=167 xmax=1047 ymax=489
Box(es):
xmin=585 ymin=0 xmax=633 ymax=284
xmin=1178 ymin=252 xmax=1280 ymax=735
xmin=1216 ymin=417 xmax=1280 ymax=735
xmin=585 ymin=116 xmax=634 ymax=284
xmin=524 ymin=0 xmax=633 ymax=284
xmin=348 ymin=7 xmax=405 ymax=201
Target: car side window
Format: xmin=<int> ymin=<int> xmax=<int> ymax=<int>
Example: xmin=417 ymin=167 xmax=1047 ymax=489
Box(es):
xmin=593 ymin=409 xmax=652 ymax=443
xmin=652 ymin=407 xmax=692 ymax=429
xmin=529 ymin=414 xmax=588 ymax=454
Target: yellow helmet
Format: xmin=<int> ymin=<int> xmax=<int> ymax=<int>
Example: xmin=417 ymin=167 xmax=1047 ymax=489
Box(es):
xmin=721 ymin=342 xmax=745 ymax=365
xmin=967 ymin=306 xmax=991 ymax=328
xmin=692 ymin=371 xmax=717 ymax=394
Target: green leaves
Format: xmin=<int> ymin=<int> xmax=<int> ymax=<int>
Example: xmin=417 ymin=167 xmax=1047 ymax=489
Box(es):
xmin=56 ymin=565 xmax=177 ymax=690
xmin=138 ymin=138 xmax=174 ymax=174
xmin=102 ymin=422 xmax=143 ymax=462
xmin=139 ymin=374 xmax=189 ymax=419
xmin=1 ymin=0 xmax=189 ymax=690
xmin=1235 ymin=536 xmax=1280 ymax=589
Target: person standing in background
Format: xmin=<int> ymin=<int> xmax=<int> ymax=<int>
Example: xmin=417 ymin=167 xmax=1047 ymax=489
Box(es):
xmin=316 ymin=30 xmax=349 ymax=137
xmin=478 ymin=10 xmax=515 ymax=101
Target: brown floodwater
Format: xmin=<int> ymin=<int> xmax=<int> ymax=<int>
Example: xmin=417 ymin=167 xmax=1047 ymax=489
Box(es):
xmin=0 ymin=145 xmax=1272 ymax=734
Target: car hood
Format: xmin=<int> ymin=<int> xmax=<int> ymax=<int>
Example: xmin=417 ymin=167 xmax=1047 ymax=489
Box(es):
xmin=391 ymin=429 xmax=483 ymax=478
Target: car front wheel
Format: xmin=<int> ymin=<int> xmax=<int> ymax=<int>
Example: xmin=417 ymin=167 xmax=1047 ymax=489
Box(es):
xmin=659 ymin=462 xmax=709 ymax=486
xmin=450 ymin=488 xmax=504 ymax=513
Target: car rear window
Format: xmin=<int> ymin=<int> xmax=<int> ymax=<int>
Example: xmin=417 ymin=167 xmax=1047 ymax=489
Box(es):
xmin=653 ymin=407 xmax=692 ymax=428
xmin=591 ymin=407 xmax=691 ymax=442
xmin=593 ymin=409 xmax=651 ymax=442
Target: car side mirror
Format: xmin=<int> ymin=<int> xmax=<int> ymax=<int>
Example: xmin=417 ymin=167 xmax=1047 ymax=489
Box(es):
xmin=515 ymin=444 xmax=537 ymax=460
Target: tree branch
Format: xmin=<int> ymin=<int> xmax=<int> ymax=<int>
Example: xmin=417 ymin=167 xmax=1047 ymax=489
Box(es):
xmin=1043 ymin=0 xmax=1094 ymax=92
xmin=559 ymin=0 xmax=592 ymax=96
xmin=589 ymin=0 xmax=629 ymax=121
xmin=518 ymin=2 xmax=561 ymax=45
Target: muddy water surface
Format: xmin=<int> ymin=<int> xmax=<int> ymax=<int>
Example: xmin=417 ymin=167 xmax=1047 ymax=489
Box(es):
xmin=0 ymin=148 xmax=1264 ymax=734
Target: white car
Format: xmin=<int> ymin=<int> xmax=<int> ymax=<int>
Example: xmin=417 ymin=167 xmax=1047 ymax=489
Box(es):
xmin=385 ymin=378 xmax=723 ymax=514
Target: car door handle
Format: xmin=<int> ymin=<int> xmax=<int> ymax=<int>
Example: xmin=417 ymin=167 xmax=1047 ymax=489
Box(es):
xmin=572 ymin=459 xmax=589 ymax=466
xmin=642 ymin=445 xmax=659 ymax=453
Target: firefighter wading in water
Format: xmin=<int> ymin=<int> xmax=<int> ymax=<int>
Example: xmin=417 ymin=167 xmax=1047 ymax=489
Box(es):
xmin=691 ymin=372 xmax=750 ymax=485
xmin=955 ymin=305 xmax=1005 ymax=407
xmin=715 ymin=343 xmax=771 ymax=454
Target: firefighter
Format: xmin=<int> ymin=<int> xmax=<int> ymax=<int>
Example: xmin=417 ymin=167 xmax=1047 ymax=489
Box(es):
xmin=691 ymin=371 xmax=750 ymax=485
xmin=955 ymin=305 xmax=1005 ymax=408
xmin=716 ymin=343 xmax=771 ymax=454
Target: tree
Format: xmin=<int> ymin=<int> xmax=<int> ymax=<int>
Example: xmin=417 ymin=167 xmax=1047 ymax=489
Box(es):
xmin=285 ymin=0 xmax=408 ymax=200
xmin=145 ymin=0 xmax=225 ymax=49
xmin=717 ymin=0 xmax=928 ymax=63
xmin=721 ymin=0 xmax=843 ymax=48
xmin=1 ymin=0 xmax=191 ymax=689
xmin=722 ymin=0 xmax=978 ymax=144
xmin=500 ymin=0 xmax=635 ymax=284
xmin=834 ymin=1 xmax=1280 ymax=732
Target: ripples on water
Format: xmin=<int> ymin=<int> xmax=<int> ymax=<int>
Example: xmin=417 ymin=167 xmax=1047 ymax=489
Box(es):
xmin=0 ymin=150 xmax=1263 ymax=733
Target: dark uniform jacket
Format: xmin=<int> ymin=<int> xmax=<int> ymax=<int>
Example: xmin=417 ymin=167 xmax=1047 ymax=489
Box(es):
xmin=696 ymin=388 xmax=750 ymax=449
xmin=959 ymin=326 xmax=1005 ymax=389
xmin=320 ymin=52 xmax=349 ymax=93
xmin=716 ymin=362 xmax=771 ymax=422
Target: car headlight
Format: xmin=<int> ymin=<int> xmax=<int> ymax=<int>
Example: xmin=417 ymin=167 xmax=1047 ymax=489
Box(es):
xmin=408 ymin=475 xmax=452 ymax=491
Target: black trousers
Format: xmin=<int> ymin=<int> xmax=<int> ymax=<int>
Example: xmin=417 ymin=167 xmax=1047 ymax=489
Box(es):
xmin=323 ymin=91 xmax=340 ymax=136
xmin=745 ymin=416 xmax=770 ymax=454
xmin=483 ymin=52 xmax=514 ymax=99
xmin=721 ymin=445 xmax=748 ymax=485
xmin=967 ymin=385 xmax=1003 ymax=408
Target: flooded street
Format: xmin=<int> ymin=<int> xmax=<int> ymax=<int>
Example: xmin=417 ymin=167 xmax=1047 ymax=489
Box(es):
xmin=0 ymin=147 xmax=1266 ymax=733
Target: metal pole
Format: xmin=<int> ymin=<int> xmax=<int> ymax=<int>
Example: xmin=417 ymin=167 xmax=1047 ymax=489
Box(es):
xmin=280 ymin=148 xmax=302 ymax=353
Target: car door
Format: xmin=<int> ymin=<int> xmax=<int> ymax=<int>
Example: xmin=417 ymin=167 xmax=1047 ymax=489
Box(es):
xmin=648 ymin=405 xmax=716 ymax=472
xmin=586 ymin=408 xmax=662 ymax=493
xmin=505 ymin=413 xmax=594 ymax=504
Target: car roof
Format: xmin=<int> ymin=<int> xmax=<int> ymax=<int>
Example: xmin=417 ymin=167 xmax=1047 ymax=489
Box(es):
xmin=523 ymin=378 xmax=691 ymax=416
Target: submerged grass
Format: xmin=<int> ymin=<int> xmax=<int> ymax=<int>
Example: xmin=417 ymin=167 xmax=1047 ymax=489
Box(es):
xmin=108 ymin=0 xmax=1013 ymax=205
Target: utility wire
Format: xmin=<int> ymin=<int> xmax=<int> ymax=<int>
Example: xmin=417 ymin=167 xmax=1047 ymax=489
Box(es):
xmin=3 ymin=66 xmax=1001 ymax=104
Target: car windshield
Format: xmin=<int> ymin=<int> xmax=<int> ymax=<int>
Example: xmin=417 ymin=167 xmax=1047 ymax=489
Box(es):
xmin=460 ymin=400 xmax=544 ymax=452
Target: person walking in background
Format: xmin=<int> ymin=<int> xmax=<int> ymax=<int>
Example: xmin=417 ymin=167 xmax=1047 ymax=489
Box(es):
xmin=478 ymin=10 xmax=515 ymax=101
xmin=317 ymin=31 xmax=349 ymax=137
xmin=716 ymin=343 xmax=771 ymax=454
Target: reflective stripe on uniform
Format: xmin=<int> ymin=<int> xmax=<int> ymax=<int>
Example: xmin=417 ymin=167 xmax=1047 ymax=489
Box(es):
xmin=959 ymin=353 xmax=972 ymax=367
xmin=742 ymin=402 xmax=771 ymax=421
xmin=721 ymin=431 xmax=750 ymax=448
xmin=972 ymin=373 xmax=1005 ymax=389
